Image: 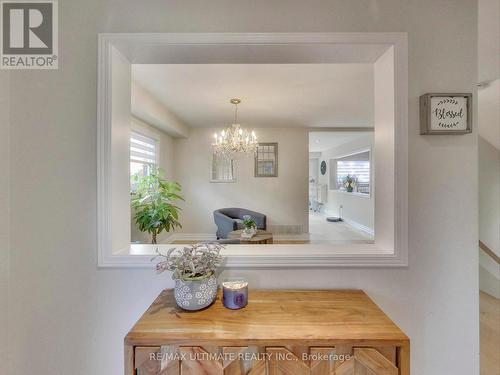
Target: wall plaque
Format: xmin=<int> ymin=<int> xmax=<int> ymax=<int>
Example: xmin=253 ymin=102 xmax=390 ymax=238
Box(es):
xmin=420 ymin=93 xmax=472 ymax=134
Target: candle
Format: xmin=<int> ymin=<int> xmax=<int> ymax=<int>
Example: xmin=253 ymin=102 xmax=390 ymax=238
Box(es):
xmin=222 ymin=279 xmax=248 ymax=310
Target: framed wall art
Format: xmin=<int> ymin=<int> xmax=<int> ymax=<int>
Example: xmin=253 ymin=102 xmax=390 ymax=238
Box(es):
xmin=255 ymin=143 xmax=278 ymax=177
xmin=420 ymin=93 xmax=472 ymax=134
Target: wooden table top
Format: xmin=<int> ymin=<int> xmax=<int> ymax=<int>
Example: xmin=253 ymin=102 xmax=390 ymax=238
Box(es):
xmin=228 ymin=229 xmax=273 ymax=242
xmin=126 ymin=289 xmax=408 ymax=346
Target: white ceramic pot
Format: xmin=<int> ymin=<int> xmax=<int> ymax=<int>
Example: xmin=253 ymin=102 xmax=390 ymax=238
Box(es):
xmin=243 ymin=227 xmax=257 ymax=236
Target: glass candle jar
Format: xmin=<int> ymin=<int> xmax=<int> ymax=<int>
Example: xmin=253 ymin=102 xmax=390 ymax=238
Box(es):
xmin=222 ymin=279 xmax=248 ymax=310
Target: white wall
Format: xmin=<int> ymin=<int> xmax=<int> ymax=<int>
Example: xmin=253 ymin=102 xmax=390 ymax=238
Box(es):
xmin=309 ymin=157 xmax=319 ymax=184
xmin=174 ymin=127 xmax=309 ymax=234
xmin=478 ymin=0 xmax=499 ymax=83
xmin=318 ymin=133 xmax=374 ymax=232
xmin=130 ymin=117 xmax=176 ymax=244
xmin=6 ymin=1 xmax=478 ymax=375
xmin=374 ymin=47 xmax=395 ymax=251
xmin=131 ymin=81 xmax=190 ymax=138
xmin=479 ymin=249 xmax=500 ymax=298
xmin=478 ymin=136 xmax=499 ymax=298
xmin=478 ymin=79 xmax=500 ymax=150
xmin=479 ymin=137 xmax=500 ymax=256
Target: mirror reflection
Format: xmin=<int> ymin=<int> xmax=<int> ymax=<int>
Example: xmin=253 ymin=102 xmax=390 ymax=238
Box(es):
xmin=129 ymin=64 xmax=376 ymax=246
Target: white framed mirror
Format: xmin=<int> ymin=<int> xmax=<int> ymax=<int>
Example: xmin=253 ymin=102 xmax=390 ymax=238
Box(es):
xmin=97 ymin=33 xmax=408 ymax=268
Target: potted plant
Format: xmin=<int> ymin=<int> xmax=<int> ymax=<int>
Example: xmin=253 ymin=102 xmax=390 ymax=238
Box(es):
xmin=242 ymin=215 xmax=257 ymax=236
xmin=153 ymin=243 xmax=223 ymax=310
xmin=343 ymin=174 xmax=357 ymax=193
xmin=131 ymin=168 xmax=184 ymax=244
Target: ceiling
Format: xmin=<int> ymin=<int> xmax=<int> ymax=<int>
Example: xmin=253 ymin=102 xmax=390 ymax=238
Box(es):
xmin=309 ymin=131 xmax=372 ymax=152
xmin=132 ymin=64 xmax=374 ymax=129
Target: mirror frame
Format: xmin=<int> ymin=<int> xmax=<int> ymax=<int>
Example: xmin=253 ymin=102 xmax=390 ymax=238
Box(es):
xmin=97 ymin=33 xmax=408 ymax=268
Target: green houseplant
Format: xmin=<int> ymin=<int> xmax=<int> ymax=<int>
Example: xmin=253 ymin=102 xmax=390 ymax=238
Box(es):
xmin=131 ymin=168 xmax=184 ymax=244
xmin=242 ymin=215 xmax=257 ymax=236
xmin=153 ymin=243 xmax=223 ymax=310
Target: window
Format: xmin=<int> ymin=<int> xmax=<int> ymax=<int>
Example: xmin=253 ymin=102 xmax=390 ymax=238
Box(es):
xmin=130 ymin=131 xmax=158 ymax=189
xmin=211 ymin=153 xmax=235 ymax=182
xmin=331 ymin=150 xmax=371 ymax=194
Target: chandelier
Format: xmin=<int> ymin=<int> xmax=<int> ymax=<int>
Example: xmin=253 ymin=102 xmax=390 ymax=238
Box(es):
xmin=212 ymin=98 xmax=258 ymax=157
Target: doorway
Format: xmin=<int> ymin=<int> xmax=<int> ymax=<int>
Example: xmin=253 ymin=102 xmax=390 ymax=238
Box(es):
xmin=308 ymin=131 xmax=375 ymax=243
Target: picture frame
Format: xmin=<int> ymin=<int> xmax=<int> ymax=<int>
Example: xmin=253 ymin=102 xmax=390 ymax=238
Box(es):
xmin=420 ymin=93 xmax=472 ymax=135
xmin=210 ymin=152 xmax=236 ymax=183
xmin=255 ymin=143 xmax=278 ymax=177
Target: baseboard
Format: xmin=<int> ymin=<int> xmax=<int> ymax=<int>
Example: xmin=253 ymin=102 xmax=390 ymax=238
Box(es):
xmin=160 ymin=233 xmax=217 ymax=243
xmin=273 ymin=233 xmax=310 ymax=240
xmin=341 ymin=218 xmax=375 ymax=236
xmin=268 ymin=224 xmax=304 ymax=235
xmin=315 ymin=210 xmax=375 ymax=236
xmin=160 ymin=227 xmax=374 ymax=243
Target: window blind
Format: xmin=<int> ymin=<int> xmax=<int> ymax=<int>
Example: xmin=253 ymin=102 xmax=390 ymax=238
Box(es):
xmin=130 ymin=132 xmax=157 ymax=165
xmin=331 ymin=151 xmax=371 ymax=194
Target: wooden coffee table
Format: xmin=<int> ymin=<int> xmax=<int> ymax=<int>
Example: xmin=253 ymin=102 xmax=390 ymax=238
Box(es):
xmin=228 ymin=229 xmax=273 ymax=244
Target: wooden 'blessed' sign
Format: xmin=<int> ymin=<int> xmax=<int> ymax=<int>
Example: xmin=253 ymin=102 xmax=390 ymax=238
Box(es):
xmin=420 ymin=93 xmax=472 ymax=134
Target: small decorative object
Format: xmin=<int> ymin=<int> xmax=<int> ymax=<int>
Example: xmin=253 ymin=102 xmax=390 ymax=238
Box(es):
xmin=420 ymin=93 xmax=472 ymax=134
xmin=222 ymin=278 xmax=248 ymax=310
xmin=255 ymin=143 xmax=278 ymax=177
xmin=343 ymin=174 xmax=357 ymax=192
xmin=212 ymin=98 xmax=258 ymax=157
xmin=242 ymin=215 xmax=257 ymax=237
xmin=320 ymin=160 xmax=327 ymax=175
xmin=153 ymin=243 xmax=223 ymax=311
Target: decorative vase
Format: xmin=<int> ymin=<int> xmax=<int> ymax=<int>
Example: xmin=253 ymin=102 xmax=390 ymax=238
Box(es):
xmin=243 ymin=227 xmax=257 ymax=236
xmin=174 ymin=274 xmax=218 ymax=311
xmin=346 ymin=186 xmax=354 ymax=193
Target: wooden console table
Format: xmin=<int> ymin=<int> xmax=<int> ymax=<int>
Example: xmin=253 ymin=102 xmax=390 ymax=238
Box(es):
xmin=125 ymin=290 xmax=409 ymax=374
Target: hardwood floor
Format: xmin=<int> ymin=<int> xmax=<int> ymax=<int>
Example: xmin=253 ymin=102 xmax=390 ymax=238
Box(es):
xmin=480 ymin=291 xmax=500 ymax=375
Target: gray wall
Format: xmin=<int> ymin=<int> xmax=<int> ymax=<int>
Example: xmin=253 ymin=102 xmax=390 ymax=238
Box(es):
xmin=0 ymin=70 xmax=10 ymax=373
xmin=3 ymin=1 xmax=478 ymax=374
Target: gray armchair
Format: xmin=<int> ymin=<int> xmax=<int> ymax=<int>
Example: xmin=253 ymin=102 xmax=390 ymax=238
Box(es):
xmin=213 ymin=208 xmax=267 ymax=239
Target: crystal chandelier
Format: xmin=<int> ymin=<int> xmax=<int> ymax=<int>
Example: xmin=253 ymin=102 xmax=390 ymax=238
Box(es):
xmin=212 ymin=98 xmax=258 ymax=157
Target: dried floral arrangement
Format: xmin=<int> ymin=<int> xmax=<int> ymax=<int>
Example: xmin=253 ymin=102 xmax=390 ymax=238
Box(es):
xmin=343 ymin=174 xmax=357 ymax=191
xmin=153 ymin=242 xmax=223 ymax=281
